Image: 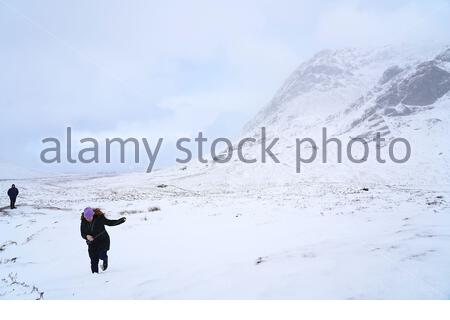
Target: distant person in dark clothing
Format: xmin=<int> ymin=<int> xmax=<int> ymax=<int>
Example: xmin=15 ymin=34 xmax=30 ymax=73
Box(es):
xmin=7 ymin=184 xmax=19 ymax=209
xmin=80 ymin=207 xmax=126 ymax=273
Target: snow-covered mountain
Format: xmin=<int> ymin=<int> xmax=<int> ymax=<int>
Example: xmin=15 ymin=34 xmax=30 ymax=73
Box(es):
xmin=244 ymin=45 xmax=446 ymax=133
xmin=181 ymin=45 xmax=450 ymax=187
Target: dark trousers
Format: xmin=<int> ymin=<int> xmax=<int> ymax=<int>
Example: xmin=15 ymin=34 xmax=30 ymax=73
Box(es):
xmin=89 ymin=249 xmax=108 ymax=273
xmin=9 ymin=197 xmax=16 ymax=209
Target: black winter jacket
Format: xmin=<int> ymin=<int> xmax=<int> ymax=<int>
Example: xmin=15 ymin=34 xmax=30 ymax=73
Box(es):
xmin=80 ymin=214 xmax=124 ymax=253
xmin=7 ymin=187 xmax=19 ymax=199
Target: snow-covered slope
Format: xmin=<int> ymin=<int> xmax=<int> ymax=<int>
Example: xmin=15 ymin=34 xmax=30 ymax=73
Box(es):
xmin=179 ymin=45 xmax=450 ymax=187
xmin=244 ymin=45 xmax=443 ymax=132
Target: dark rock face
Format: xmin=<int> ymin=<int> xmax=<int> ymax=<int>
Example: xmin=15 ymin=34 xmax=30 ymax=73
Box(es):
xmin=379 ymin=65 xmax=403 ymax=85
xmin=376 ymin=62 xmax=450 ymax=108
xmin=376 ymin=85 xmax=402 ymax=107
xmin=401 ymin=64 xmax=450 ymax=106
xmin=342 ymin=52 xmax=450 ymax=138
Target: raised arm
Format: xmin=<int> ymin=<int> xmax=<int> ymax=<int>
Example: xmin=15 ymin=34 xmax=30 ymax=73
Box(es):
xmin=103 ymin=215 xmax=126 ymax=226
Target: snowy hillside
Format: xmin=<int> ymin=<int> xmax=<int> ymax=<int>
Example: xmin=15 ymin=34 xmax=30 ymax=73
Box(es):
xmin=188 ymin=45 xmax=450 ymax=186
xmin=244 ymin=45 xmax=441 ymax=131
xmin=1 ymin=46 xmax=450 ymax=299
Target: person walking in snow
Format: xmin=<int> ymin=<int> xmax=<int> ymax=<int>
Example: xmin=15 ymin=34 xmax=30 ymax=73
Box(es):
xmin=80 ymin=207 xmax=126 ymax=273
xmin=7 ymin=184 xmax=19 ymax=209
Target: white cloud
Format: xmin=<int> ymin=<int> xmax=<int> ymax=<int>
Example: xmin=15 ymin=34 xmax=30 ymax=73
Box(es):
xmin=315 ymin=0 xmax=450 ymax=47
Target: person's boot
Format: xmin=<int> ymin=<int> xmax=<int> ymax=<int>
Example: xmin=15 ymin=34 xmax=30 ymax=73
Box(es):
xmin=101 ymin=257 xmax=108 ymax=271
xmin=91 ymin=260 xmax=99 ymax=273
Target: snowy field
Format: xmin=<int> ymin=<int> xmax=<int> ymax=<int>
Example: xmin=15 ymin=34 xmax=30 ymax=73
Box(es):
xmin=1 ymin=169 xmax=449 ymax=299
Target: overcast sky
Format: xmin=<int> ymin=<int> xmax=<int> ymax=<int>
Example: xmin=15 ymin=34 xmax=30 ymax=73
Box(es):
xmin=1 ymin=0 xmax=449 ymax=173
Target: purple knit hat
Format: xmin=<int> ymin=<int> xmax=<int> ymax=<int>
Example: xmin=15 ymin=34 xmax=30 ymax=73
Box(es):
xmin=83 ymin=207 xmax=94 ymax=219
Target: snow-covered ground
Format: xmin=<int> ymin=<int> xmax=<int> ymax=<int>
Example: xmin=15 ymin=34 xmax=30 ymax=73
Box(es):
xmin=0 ymin=171 xmax=449 ymax=299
